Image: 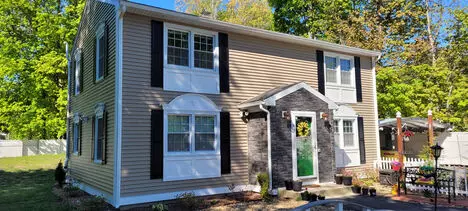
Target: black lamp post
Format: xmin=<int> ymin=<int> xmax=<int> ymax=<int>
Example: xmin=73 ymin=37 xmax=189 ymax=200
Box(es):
xmin=431 ymin=143 xmax=443 ymax=211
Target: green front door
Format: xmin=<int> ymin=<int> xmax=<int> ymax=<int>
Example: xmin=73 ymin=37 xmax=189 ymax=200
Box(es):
xmin=295 ymin=116 xmax=315 ymax=177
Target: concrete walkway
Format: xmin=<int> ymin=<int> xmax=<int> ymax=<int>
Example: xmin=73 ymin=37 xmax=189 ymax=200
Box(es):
xmin=338 ymin=195 xmax=468 ymax=211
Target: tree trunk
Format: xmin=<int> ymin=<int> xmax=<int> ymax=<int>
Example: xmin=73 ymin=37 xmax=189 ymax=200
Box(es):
xmin=425 ymin=0 xmax=436 ymax=66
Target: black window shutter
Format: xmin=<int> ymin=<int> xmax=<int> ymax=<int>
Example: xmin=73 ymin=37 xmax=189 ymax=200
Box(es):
xmin=219 ymin=33 xmax=229 ymax=93
xmin=101 ymin=111 xmax=107 ymax=164
xmin=220 ymin=112 xmax=231 ymax=174
xmin=93 ymin=38 xmax=97 ymax=83
xmin=316 ymin=50 xmax=325 ymax=95
xmin=72 ymin=59 xmax=76 ymax=95
xmin=91 ymin=116 xmax=95 ymax=161
xmin=355 ymin=56 xmax=362 ymax=102
xmin=151 ymin=21 xmax=164 ymax=88
xmin=103 ymin=23 xmax=108 ymax=78
xmin=358 ymin=117 xmax=366 ymax=164
xmin=151 ymin=110 xmax=164 ymax=179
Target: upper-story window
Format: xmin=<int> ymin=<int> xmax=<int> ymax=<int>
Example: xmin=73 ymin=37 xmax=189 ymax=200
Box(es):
xmin=164 ymin=23 xmax=219 ymax=94
xmin=74 ymin=48 xmax=82 ymax=95
xmin=324 ymin=52 xmax=356 ymax=103
xmin=95 ymin=23 xmax=106 ymax=82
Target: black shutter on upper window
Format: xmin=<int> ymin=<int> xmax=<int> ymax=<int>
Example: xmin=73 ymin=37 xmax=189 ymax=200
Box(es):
xmin=355 ymin=56 xmax=362 ymax=102
xmin=151 ymin=21 xmax=164 ymax=88
xmin=220 ymin=112 xmax=231 ymax=174
xmin=93 ymin=37 xmax=97 ymax=83
xmin=79 ymin=52 xmax=84 ymax=92
xmin=151 ymin=110 xmax=164 ymax=179
xmin=358 ymin=117 xmax=366 ymax=164
xmin=219 ymin=33 xmax=229 ymax=93
xmin=316 ymin=50 xmax=325 ymax=95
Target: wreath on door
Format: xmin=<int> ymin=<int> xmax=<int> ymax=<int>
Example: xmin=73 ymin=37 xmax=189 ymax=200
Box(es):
xmin=297 ymin=121 xmax=310 ymax=137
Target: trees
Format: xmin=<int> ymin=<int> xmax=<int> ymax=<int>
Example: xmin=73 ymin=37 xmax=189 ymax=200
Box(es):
xmin=176 ymin=0 xmax=273 ymax=30
xmin=0 ymin=0 xmax=84 ymax=139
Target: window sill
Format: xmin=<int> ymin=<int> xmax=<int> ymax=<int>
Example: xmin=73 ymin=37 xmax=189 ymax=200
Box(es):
xmin=72 ymin=152 xmax=79 ymax=156
xmin=165 ymin=152 xmax=219 ymax=157
xmin=93 ymin=160 xmax=103 ymax=164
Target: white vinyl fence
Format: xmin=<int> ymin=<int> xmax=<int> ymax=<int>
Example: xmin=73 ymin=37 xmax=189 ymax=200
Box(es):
xmin=374 ymin=157 xmax=468 ymax=196
xmin=0 ymin=140 xmax=66 ymax=158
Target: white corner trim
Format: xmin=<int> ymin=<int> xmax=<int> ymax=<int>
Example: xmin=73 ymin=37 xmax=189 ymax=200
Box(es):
xmin=113 ymin=1 xmax=124 ymax=208
xmin=372 ymin=56 xmax=381 ymax=163
xmin=264 ymin=82 xmax=338 ymax=109
xmin=73 ymin=180 xmax=114 ymax=205
xmin=119 ymin=185 xmax=260 ymax=206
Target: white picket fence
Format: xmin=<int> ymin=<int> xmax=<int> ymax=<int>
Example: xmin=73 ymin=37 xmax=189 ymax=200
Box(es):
xmin=374 ymin=157 xmax=468 ymax=196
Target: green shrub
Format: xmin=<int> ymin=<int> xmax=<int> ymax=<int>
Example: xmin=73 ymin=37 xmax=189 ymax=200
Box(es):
xmin=54 ymin=161 xmax=66 ymax=188
xmin=152 ymin=203 xmax=168 ymax=211
xmin=257 ymin=172 xmax=271 ymax=202
xmin=175 ymin=192 xmax=202 ymax=210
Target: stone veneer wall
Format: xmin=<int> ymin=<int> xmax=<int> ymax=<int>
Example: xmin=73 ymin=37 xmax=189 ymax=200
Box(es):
xmin=269 ymin=88 xmax=336 ymax=188
xmin=247 ymin=112 xmax=268 ymax=185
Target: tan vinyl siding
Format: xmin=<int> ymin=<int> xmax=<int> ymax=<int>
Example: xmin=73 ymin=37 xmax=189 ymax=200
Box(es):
xmin=69 ymin=0 xmax=116 ymax=195
xmin=121 ymin=13 xmax=378 ymax=196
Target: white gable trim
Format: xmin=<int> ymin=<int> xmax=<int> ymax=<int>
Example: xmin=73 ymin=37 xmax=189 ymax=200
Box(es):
xmin=264 ymin=82 xmax=338 ymax=109
xmin=163 ymin=94 xmax=221 ymax=112
xmin=333 ymin=105 xmax=358 ymax=118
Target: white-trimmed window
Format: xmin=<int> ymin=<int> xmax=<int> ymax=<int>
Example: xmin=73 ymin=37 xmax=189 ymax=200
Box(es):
xmin=342 ymin=120 xmax=355 ymax=147
xmin=93 ymin=103 xmax=105 ymax=163
xmin=73 ymin=113 xmax=80 ymax=154
xmin=95 ymin=23 xmax=105 ymax=82
xmin=324 ymin=52 xmax=356 ymax=103
xmin=163 ymin=94 xmax=221 ymax=181
xmin=334 ymin=105 xmax=360 ymax=167
xmin=74 ymin=49 xmax=82 ymax=95
xmin=333 ymin=120 xmax=340 ymax=147
xmin=164 ymin=23 xmax=219 ymax=94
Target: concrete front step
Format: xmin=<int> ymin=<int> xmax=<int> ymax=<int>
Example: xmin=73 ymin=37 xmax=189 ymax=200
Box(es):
xmin=279 ymin=183 xmax=355 ymax=200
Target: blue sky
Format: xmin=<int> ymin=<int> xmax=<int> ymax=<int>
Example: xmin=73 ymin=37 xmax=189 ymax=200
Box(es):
xmin=130 ymin=0 xmax=176 ymax=10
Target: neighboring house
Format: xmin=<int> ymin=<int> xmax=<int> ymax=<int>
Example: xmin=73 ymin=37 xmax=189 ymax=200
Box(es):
xmin=67 ymin=0 xmax=381 ymax=207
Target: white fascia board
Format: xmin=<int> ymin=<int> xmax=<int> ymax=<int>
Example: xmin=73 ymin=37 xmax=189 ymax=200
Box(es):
xmin=237 ymin=101 xmax=265 ymax=110
xmin=122 ymin=1 xmax=381 ymax=57
xmin=264 ymin=82 xmax=338 ymax=110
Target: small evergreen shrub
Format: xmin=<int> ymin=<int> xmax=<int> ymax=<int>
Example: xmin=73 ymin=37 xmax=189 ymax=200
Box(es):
xmin=175 ymin=192 xmax=202 ymax=210
xmin=257 ymin=172 xmax=271 ymax=202
xmin=54 ymin=161 xmax=66 ymax=188
xmin=152 ymin=203 xmax=168 ymax=211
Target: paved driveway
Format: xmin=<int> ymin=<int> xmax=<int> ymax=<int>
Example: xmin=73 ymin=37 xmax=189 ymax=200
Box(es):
xmin=339 ymin=195 xmax=467 ymax=211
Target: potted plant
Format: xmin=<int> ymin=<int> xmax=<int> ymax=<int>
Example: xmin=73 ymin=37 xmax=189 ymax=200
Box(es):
xmin=351 ymin=183 xmax=362 ymax=194
xmin=391 ymin=161 xmax=402 ymax=171
xmin=342 ymin=170 xmax=353 ymax=186
xmin=335 ymin=174 xmax=343 ymax=184
xmin=369 ymin=187 xmax=377 ymax=196
xmin=293 ymin=180 xmax=303 ymax=192
xmin=318 ymin=194 xmax=325 ymax=200
xmin=300 ymin=191 xmax=309 ymax=201
xmin=284 ymin=179 xmax=293 ymax=190
xmin=361 ymin=185 xmax=369 ymax=196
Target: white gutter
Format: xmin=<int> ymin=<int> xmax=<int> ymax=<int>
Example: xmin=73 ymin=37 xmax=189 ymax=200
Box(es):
xmin=122 ymin=1 xmax=381 ymax=57
xmin=65 ymin=42 xmax=71 ymax=168
xmin=372 ymin=55 xmax=382 ymax=165
xmin=258 ymin=104 xmax=272 ymax=191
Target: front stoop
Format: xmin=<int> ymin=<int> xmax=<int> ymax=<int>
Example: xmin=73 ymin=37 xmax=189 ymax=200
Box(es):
xmin=279 ymin=183 xmax=354 ymax=200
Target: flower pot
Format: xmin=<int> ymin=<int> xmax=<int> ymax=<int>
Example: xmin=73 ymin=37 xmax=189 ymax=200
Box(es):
xmin=335 ymin=175 xmax=343 ymax=184
xmin=318 ymin=195 xmax=325 ymax=200
xmin=361 ymin=188 xmax=369 ymax=196
xmin=300 ymin=192 xmax=309 ymax=201
xmin=391 ymin=162 xmax=402 ymax=171
xmin=285 ymin=180 xmax=293 ymax=190
xmin=369 ymin=188 xmax=377 ymax=196
xmin=351 ymin=186 xmax=361 ymax=194
xmin=293 ymin=181 xmax=303 ymax=192
xmin=308 ymin=193 xmax=317 ymax=201
xmin=342 ymin=176 xmax=352 ymax=186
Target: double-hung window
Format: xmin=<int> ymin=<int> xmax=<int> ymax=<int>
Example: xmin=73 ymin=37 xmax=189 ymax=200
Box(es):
xmin=343 ymin=120 xmax=355 ymax=147
xmin=167 ymin=114 xmax=217 ymax=153
xmin=164 ymin=23 xmax=219 ymax=94
xmin=324 ymin=52 xmax=355 ymax=103
xmin=95 ymin=23 xmax=106 ymax=82
xmin=93 ymin=103 xmax=105 ymax=163
xmin=74 ymin=49 xmax=82 ymax=95
xmin=73 ymin=113 xmax=80 ymax=155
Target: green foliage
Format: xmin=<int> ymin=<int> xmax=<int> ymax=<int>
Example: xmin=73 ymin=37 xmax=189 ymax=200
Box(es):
xmin=176 ymin=0 xmax=273 ymax=30
xmin=152 ymin=203 xmax=168 ymax=211
xmin=257 ymin=172 xmax=271 ymax=201
xmin=175 ymin=192 xmax=203 ymax=210
xmin=0 ymin=0 xmax=85 ymax=139
xmin=418 ymin=145 xmax=434 ymax=166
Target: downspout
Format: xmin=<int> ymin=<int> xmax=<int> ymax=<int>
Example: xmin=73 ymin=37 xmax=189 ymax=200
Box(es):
xmin=65 ymin=42 xmax=71 ymax=168
xmin=258 ymin=104 xmax=272 ymax=191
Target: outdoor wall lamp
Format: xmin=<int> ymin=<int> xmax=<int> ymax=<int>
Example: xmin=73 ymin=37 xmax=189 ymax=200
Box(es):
xmin=282 ymin=111 xmax=290 ymax=120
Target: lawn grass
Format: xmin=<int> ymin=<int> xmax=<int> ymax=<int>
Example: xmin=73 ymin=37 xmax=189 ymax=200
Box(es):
xmin=0 ymin=154 xmax=69 ymax=211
